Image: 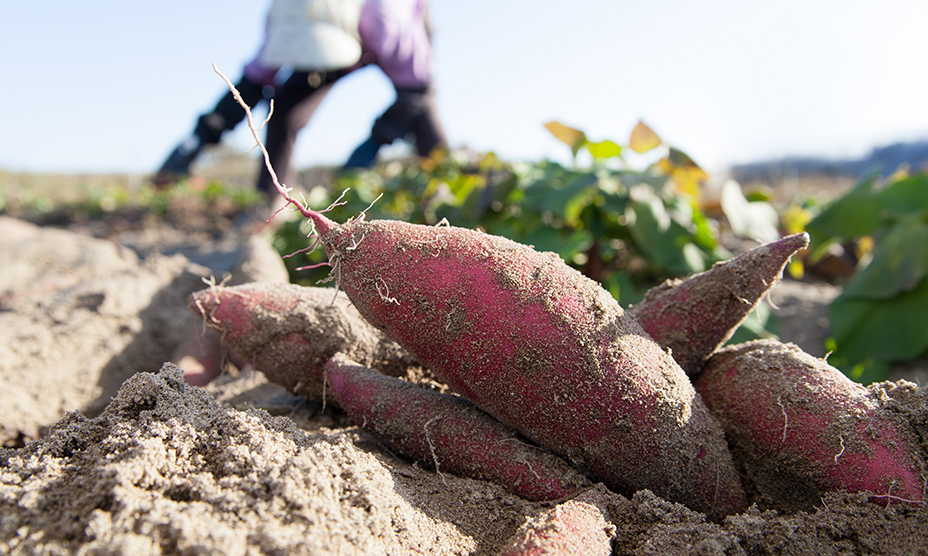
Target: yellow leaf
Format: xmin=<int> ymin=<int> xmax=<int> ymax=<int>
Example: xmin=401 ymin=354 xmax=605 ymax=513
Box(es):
xmin=586 ymin=140 xmax=622 ymax=160
xmin=781 ymin=204 xmax=813 ymax=235
xmin=856 ymin=235 xmax=875 ymax=258
xmin=544 ymin=121 xmax=587 ymax=155
xmin=671 ymin=167 xmax=706 ymax=199
xmin=629 ymin=121 xmax=662 ymax=153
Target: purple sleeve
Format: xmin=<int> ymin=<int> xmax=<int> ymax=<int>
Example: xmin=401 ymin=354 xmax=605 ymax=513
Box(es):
xmin=359 ymin=0 xmax=433 ymax=88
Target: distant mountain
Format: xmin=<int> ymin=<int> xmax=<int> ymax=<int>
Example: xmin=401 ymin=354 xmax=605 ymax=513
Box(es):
xmin=730 ymin=140 xmax=928 ymax=183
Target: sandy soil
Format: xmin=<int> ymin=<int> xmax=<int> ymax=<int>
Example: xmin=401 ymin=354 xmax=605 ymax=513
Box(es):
xmin=1 ymin=215 xmax=927 ymax=555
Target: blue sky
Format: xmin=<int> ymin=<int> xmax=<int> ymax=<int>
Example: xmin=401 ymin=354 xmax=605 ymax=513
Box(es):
xmin=3 ymin=0 xmax=928 ymax=174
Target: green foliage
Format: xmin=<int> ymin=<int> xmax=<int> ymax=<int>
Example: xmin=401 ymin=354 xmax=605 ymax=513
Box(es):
xmin=805 ymin=178 xmax=883 ymax=252
xmin=276 ymin=121 xmax=739 ymax=308
xmin=0 ymin=174 xmax=264 ymax=233
xmin=806 ymin=172 xmax=928 ymax=382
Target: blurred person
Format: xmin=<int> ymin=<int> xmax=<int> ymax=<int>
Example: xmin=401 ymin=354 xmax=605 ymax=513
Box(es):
xmin=154 ymin=0 xmax=447 ymax=196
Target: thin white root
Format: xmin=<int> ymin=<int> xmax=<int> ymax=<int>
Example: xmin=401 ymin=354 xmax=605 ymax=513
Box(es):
xmin=777 ymin=396 xmax=789 ymax=444
xmin=833 ymin=436 xmax=846 ymax=464
xmin=764 ymin=287 xmax=781 ymax=311
xmin=376 ymin=277 xmax=400 ymax=305
xmin=321 ymin=368 xmax=328 ymax=414
xmin=213 ymin=65 xmax=289 ymax=208
xmin=346 ymin=233 xmax=365 ymax=251
xmin=868 ymin=494 xmax=924 ymax=505
xmin=329 ymin=264 xmax=343 ymax=305
xmin=323 ymin=188 xmax=350 ymax=213
xmin=723 ymin=283 xmax=752 ymax=304
xmin=193 ymin=298 xmax=211 ymax=334
xmin=423 ymin=416 xmax=447 ymax=485
xmin=244 ymin=100 xmax=274 ymax=154
xmin=316 ymin=255 xmax=340 ymax=284
xmin=347 ymin=192 xmax=384 ymax=225
xmin=512 ymin=451 xmax=541 ymax=480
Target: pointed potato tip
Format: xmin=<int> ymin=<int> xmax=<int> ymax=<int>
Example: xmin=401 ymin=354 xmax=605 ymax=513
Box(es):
xmin=749 ymin=232 xmax=809 ymax=264
xmin=757 ymin=232 xmax=809 ymax=275
xmin=777 ymin=231 xmax=811 ymax=253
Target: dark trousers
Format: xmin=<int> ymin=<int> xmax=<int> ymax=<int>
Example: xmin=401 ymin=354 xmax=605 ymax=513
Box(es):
xmin=344 ymin=84 xmax=448 ymax=169
xmin=194 ymin=77 xmax=266 ymax=146
xmin=195 ymin=72 xmax=446 ymax=192
xmin=192 ymin=71 xmax=342 ymax=194
xmin=371 ymin=85 xmax=447 ymax=157
xmin=256 ymin=70 xmax=345 ymax=194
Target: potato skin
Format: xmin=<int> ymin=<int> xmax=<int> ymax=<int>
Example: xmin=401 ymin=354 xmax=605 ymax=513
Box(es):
xmin=317 ymin=217 xmax=746 ymax=519
xmin=326 ymin=355 xmax=592 ymax=502
xmin=695 ymin=339 xmax=925 ymax=511
xmin=629 ymin=233 xmax=809 ymax=375
xmin=189 ymin=283 xmax=417 ymax=405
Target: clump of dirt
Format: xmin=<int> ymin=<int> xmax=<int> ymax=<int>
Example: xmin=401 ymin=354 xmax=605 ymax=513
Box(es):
xmin=0 ymin=365 xmax=502 ymax=555
xmin=0 ymin=220 xmax=212 ymax=445
xmin=2 ymin=365 xmax=926 ymax=555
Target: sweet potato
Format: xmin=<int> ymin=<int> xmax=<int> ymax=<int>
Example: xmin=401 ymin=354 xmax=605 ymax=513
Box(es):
xmin=499 ymin=486 xmax=616 ymax=556
xmin=629 ymin=233 xmax=809 ymax=375
xmin=220 ymin=71 xmax=741 ymax=516
xmin=294 ymin=210 xmax=745 ymax=519
xmin=188 ymin=283 xmax=419 ymax=405
xmin=325 ymin=354 xmax=592 ymax=501
xmin=694 ymin=339 xmax=925 ymax=511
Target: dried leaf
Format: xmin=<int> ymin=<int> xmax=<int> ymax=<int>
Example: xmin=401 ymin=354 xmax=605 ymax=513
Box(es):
xmin=629 ymin=121 xmax=662 ymax=153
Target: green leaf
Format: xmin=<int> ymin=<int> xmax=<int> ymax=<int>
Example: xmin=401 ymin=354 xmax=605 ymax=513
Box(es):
xmin=829 ymin=277 xmax=928 ymax=365
xmin=665 ymin=147 xmax=701 ymax=170
xmin=880 ymin=173 xmax=928 ymax=217
xmin=586 ymin=140 xmax=623 ymax=160
xmin=841 ymin=219 xmax=928 ymax=300
xmin=725 ymin=302 xmax=779 ymax=345
xmin=689 ymin=203 xmax=718 ymax=250
xmin=625 ymin=185 xmax=708 ymax=275
xmin=444 ymin=173 xmax=484 ymax=205
xmin=605 ymin=272 xmax=643 ymax=307
xmin=804 ymin=178 xmax=882 ymax=248
xmin=524 ymin=172 xmax=598 ymax=222
xmin=720 ymin=179 xmax=780 ymax=242
xmin=523 ymin=227 xmax=592 ymax=263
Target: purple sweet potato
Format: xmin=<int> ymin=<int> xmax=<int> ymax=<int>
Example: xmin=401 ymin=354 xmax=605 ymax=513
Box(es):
xmin=694 ymin=339 xmax=925 ymax=511
xmin=291 ymin=210 xmax=745 ymax=519
xmin=499 ymin=486 xmax=616 ymax=556
xmin=188 ymin=283 xmax=419 ymax=405
xmin=629 ymin=233 xmax=810 ymax=375
xmin=325 ymin=354 xmax=592 ymax=502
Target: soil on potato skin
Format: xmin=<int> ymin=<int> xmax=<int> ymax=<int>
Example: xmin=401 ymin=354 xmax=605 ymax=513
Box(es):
xmin=190 ymin=283 xmax=424 ymax=408
xmin=1 ymin=208 xmax=927 ymax=554
xmin=696 ymin=340 xmax=926 ymax=514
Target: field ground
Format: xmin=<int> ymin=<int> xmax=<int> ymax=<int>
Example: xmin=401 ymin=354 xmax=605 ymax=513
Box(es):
xmin=1 ymin=160 xmax=927 ymax=554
